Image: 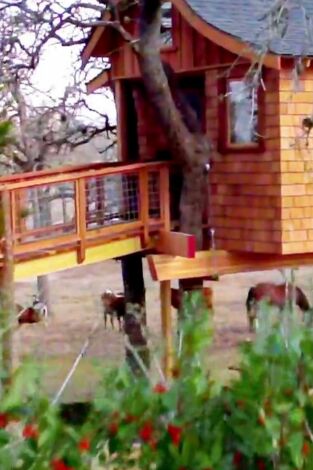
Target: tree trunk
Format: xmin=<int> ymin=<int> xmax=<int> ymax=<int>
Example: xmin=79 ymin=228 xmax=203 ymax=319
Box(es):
xmin=121 ymin=252 xmax=149 ymax=375
xmin=33 ymin=187 xmax=52 ymax=314
xmin=138 ymin=0 xmax=210 ymax=305
xmin=0 ymin=191 xmax=15 ymax=393
xmin=37 ymin=275 xmax=52 ymax=314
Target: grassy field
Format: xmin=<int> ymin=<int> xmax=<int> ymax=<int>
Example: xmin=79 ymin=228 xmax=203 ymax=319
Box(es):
xmin=13 ymin=260 xmax=313 ymax=402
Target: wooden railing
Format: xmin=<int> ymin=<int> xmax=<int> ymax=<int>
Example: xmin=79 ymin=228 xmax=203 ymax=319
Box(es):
xmin=0 ymin=161 xmax=170 ymax=262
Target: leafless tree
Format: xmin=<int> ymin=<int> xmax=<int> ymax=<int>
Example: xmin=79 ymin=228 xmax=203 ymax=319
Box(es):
xmin=0 ymin=0 xmax=304 ymax=371
xmin=0 ymin=0 xmax=117 ymax=312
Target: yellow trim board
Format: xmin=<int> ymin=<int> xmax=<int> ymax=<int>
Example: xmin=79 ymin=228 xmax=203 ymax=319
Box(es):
xmin=14 ymin=237 xmax=143 ymax=281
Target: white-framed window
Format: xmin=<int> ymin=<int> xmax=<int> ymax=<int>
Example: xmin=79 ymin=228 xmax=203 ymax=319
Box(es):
xmin=160 ymin=2 xmax=173 ymax=46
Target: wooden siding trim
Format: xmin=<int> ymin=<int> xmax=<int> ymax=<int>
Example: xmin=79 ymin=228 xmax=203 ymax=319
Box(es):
xmin=81 ymin=0 xmax=280 ymax=70
xmin=173 ymin=0 xmax=280 ymax=69
xmin=81 ymin=11 xmax=110 ymax=67
xmin=86 ymin=69 xmax=111 ymax=94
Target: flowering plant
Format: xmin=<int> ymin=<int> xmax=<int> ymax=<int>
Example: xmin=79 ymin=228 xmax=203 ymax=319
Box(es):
xmin=0 ymin=294 xmax=312 ymax=469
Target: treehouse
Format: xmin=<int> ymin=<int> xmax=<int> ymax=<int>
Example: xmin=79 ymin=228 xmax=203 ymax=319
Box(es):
xmin=2 ymin=1 xmax=313 ymax=379
xmin=83 ymin=0 xmax=313 ymax=258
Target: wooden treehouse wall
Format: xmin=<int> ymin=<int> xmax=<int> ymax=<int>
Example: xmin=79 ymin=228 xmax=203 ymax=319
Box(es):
xmin=279 ymin=66 xmax=313 ymax=255
xmin=107 ymin=8 xmax=313 ymax=255
xmin=208 ymin=69 xmax=282 ymax=254
xmin=108 ymin=8 xmax=221 ymax=80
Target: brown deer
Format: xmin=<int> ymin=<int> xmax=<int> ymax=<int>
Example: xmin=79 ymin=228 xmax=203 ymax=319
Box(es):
xmin=101 ymin=290 xmax=125 ymax=331
xmin=246 ymin=282 xmax=311 ymax=332
xmin=171 ymin=287 xmax=213 ymax=311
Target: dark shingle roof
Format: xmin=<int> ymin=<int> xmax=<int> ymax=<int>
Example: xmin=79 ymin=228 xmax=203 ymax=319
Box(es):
xmin=185 ymin=0 xmax=313 ymax=56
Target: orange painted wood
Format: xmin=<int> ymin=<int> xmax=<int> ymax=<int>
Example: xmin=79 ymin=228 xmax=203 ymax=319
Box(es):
xmin=115 ymin=80 xmax=127 ymax=161
xmin=16 ymin=222 xmax=74 ymax=240
xmin=155 ymin=230 xmax=196 ymax=258
xmin=0 ymin=161 xmax=171 ymax=266
xmin=147 ymin=250 xmax=313 ymax=281
xmin=180 ymin=18 xmax=194 ymax=69
xmin=13 ymin=235 xmax=80 ymax=256
xmin=9 ymin=192 xmax=16 ymax=247
xmin=86 ymin=69 xmax=111 ymax=94
xmin=160 ymin=280 xmax=173 ymax=378
xmin=139 ymin=169 xmax=149 ymax=245
xmin=0 ymin=162 xmax=169 ymax=191
xmin=82 ymin=0 xmax=280 ymax=71
xmin=160 ymin=167 xmax=171 ymax=232
xmin=76 ymin=179 xmax=87 ymax=263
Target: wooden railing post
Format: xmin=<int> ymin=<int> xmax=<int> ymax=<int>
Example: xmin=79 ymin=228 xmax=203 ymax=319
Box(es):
xmin=0 ymin=190 xmax=15 ymax=391
xmin=160 ymin=279 xmax=173 ymax=378
xmin=139 ymin=169 xmax=149 ymax=246
xmin=10 ymin=191 xmax=16 ymax=250
xmin=159 ymin=166 xmax=170 ymax=232
xmin=75 ymin=179 xmax=87 ymax=264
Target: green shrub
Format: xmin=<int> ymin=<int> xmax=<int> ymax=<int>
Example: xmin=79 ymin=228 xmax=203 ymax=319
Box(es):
xmin=0 ymin=293 xmax=313 ymax=469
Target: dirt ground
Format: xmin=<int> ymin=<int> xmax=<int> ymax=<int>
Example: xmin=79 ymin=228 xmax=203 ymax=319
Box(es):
xmin=13 ymin=260 xmax=313 ymax=401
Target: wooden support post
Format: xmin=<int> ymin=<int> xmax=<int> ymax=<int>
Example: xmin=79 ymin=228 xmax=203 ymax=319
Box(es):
xmin=76 ymin=179 xmax=87 ymax=264
xmin=121 ymin=252 xmax=150 ymax=375
xmin=139 ymin=169 xmax=149 ymax=246
xmin=160 ymin=280 xmax=173 ymax=379
xmin=160 ymin=167 xmax=170 ymax=232
xmin=0 ymin=190 xmax=15 ymax=392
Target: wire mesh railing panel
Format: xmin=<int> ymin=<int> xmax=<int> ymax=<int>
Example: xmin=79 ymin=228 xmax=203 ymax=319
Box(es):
xmin=148 ymin=171 xmax=161 ymax=219
xmin=85 ymin=173 xmax=140 ymax=231
xmin=14 ymin=182 xmax=76 ymax=243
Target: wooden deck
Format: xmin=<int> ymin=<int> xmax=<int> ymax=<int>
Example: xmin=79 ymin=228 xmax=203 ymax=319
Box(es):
xmin=0 ymin=161 xmax=170 ymax=280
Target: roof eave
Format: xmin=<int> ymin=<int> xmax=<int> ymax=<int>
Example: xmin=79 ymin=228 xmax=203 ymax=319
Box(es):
xmin=81 ymin=0 xmax=281 ymax=71
xmin=81 ymin=10 xmax=111 ymax=68
xmin=172 ymin=0 xmax=281 ymax=69
xmin=86 ymin=69 xmax=112 ymax=94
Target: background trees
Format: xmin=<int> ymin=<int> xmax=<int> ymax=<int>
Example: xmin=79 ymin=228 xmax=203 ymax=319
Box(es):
xmin=0 ymin=0 xmax=117 ymax=311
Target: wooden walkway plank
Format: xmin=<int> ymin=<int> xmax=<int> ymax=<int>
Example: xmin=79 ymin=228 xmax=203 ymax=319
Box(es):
xmin=147 ymin=250 xmax=313 ymax=281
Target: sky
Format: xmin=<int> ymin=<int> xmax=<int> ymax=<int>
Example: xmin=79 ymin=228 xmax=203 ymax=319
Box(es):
xmin=31 ymin=41 xmax=117 ymax=124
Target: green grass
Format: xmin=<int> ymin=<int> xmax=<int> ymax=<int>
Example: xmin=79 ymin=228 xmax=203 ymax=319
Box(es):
xmin=20 ymin=345 xmax=240 ymax=404
xmin=23 ymin=355 xmax=116 ymax=403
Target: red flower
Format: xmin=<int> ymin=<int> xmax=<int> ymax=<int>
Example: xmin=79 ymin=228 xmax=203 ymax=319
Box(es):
xmin=139 ymin=421 xmax=154 ymax=443
xmin=172 ymin=365 xmax=181 ymax=378
xmin=51 ymin=459 xmax=73 ymax=470
xmin=257 ymin=460 xmax=266 ymax=470
xmin=124 ymin=414 xmax=137 ymax=424
xmin=302 ymin=441 xmax=310 ymax=457
xmin=233 ymin=451 xmax=242 ymax=467
xmin=149 ymin=437 xmax=157 ymax=451
xmin=23 ymin=424 xmax=38 ymax=440
xmin=0 ymin=413 xmax=8 ymax=428
xmin=108 ymin=422 xmax=118 ymax=435
xmin=167 ymin=423 xmax=182 ymax=446
xmin=78 ymin=437 xmax=90 ymax=452
xmin=153 ymin=382 xmax=167 ymax=394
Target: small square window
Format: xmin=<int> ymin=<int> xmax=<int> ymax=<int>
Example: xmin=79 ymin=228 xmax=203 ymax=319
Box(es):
xmin=218 ymin=75 xmax=264 ymax=153
xmin=161 ymin=2 xmax=173 ymax=47
xmin=228 ymin=80 xmax=258 ymax=144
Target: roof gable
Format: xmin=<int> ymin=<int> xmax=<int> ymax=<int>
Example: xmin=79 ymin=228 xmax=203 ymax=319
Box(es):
xmin=186 ymin=0 xmax=313 ymax=56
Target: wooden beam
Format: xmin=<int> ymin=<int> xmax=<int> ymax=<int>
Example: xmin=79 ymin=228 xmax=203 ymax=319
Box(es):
xmin=147 ymin=250 xmax=313 ymax=282
xmin=86 ymin=69 xmax=111 ymax=94
xmin=172 ymin=0 xmax=281 ymax=70
xmin=14 ymin=236 xmax=143 ymax=281
xmin=160 ymin=280 xmax=173 ymax=379
xmin=155 ymin=230 xmax=196 ymax=258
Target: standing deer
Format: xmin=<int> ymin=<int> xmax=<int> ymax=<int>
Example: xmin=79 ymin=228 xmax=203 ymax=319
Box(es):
xmin=246 ymin=282 xmax=311 ymax=332
xmin=101 ymin=290 xmax=125 ymax=332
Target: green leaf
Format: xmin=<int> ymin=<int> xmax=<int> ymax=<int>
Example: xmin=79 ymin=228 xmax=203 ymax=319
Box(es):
xmin=288 ymin=431 xmax=304 ymax=468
